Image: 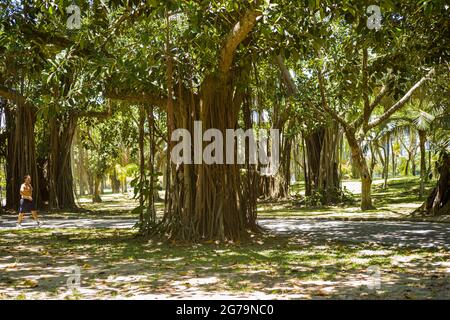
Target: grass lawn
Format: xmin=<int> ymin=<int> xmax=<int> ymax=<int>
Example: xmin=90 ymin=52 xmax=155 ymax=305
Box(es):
xmin=34 ymin=176 xmax=447 ymax=222
xmin=0 ymin=228 xmax=448 ymax=299
xmin=0 ymin=176 xmax=448 ymax=299
xmin=258 ymin=177 xmax=450 ymax=222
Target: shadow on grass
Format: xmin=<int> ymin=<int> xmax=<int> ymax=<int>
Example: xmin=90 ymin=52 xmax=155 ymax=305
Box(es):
xmin=0 ymin=228 xmax=448 ymax=299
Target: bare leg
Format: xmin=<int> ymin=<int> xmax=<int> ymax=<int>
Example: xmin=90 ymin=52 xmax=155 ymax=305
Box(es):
xmin=17 ymin=213 xmax=25 ymax=224
xmin=31 ymin=211 xmax=41 ymax=225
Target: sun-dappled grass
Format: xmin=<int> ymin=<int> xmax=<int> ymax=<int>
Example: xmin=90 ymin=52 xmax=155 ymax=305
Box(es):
xmin=0 ymin=227 xmax=448 ymax=299
xmin=258 ymin=177 xmax=450 ymax=222
xmin=33 ymin=177 xmax=445 ymax=223
xmin=1 ymin=176 xmax=448 ymax=299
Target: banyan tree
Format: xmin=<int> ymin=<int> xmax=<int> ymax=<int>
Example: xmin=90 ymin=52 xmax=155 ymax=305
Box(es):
xmin=414 ymin=152 xmax=450 ymax=216
xmin=135 ymin=6 xmax=265 ymax=241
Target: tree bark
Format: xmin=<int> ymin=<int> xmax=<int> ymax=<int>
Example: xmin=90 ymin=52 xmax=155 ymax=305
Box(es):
xmin=405 ymin=158 xmax=410 ymax=176
xmin=77 ymin=129 xmax=87 ymax=196
xmin=414 ymin=152 xmax=449 ymax=216
xmin=5 ymin=100 xmax=41 ymax=210
xmin=110 ymin=171 xmax=120 ymax=193
xmin=48 ymin=115 xmax=77 ymax=210
xmin=346 ymin=130 xmax=375 ymax=210
xmin=138 ymin=105 xmax=145 ymax=224
xmin=419 ymin=130 xmax=427 ymax=199
xmin=392 ymin=142 xmax=396 ymax=177
xmin=383 ymin=133 xmax=390 ymax=189
xmin=92 ymin=176 xmax=102 ymax=203
xmin=303 ymin=125 xmax=341 ymax=204
xmin=156 ymin=7 xmax=262 ymax=241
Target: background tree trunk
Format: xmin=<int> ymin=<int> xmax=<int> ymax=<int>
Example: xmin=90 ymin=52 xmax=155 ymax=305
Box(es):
xmin=419 ymin=130 xmax=427 ymax=199
xmin=5 ymin=101 xmax=41 ymax=210
xmin=75 ymin=129 xmax=87 ymax=196
xmin=48 ymin=115 xmax=77 ymax=210
xmin=304 ymin=125 xmax=341 ymax=204
xmin=110 ymin=171 xmax=120 ymax=193
xmin=92 ymin=176 xmax=102 ymax=203
xmin=414 ymin=152 xmax=449 ymax=216
xmin=383 ymin=133 xmax=390 ymax=189
xmin=391 ymin=144 xmax=396 ymax=177
xmin=138 ymin=105 xmax=145 ymax=224
xmin=346 ymin=130 xmax=375 ymax=210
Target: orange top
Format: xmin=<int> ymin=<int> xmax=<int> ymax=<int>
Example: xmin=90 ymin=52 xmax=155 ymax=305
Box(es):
xmin=20 ymin=183 xmax=33 ymax=198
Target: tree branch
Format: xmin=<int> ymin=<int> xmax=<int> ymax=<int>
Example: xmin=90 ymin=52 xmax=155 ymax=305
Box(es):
xmin=219 ymin=7 xmax=262 ymax=75
xmin=105 ymin=90 xmax=167 ymax=110
xmin=274 ymin=54 xmax=297 ymax=95
xmin=362 ymin=48 xmax=370 ymax=126
xmin=0 ymin=85 xmax=31 ymax=107
xmin=367 ymin=68 xmax=434 ymax=130
xmin=317 ymin=69 xmax=349 ymax=129
xmin=75 ymin=110 xmax=111 ymax=119
xmin=353 ymin=83 xmax=390 ymax=130
xmin=19 ymin=24 xmax=111 ymax=59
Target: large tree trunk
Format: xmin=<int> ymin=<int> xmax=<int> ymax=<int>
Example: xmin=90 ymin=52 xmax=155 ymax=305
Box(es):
xmin=5 ymin=101 xmax=41 ymax=210
xmin=154 ymin=7 xmax=261 ymax=241
xmin=304 ymin=130 xmax=322 ymax=195
xmin=146 ymin=105 xmax=157 ymax=222
xmin=405 ymin=158 xmax=410 ymax=176
xmin=138 ymin=105 xmax=145 ymax=224
xmin=360 ymin=168 xmax=373 ymax=210
xmin=303 ymin=125 xmax=341 ymax=204
xmin=414 ymin=152 xmax=450 ymax=216
xmin=160 ymin=74 xmax=259 ymax=241
xmin=110 ymin=171 xmax=121 ymax=193
xmin=77 ymin=130 xmax=87 ymax=196
xmin=161 ymin=9 xmax=261 ymax=241
xmin=346 ymin=130 xmax=375 ymax=211
xmin=274 ymin=54 xmax=342 ymax=202
xmin=92 ymin=176 xmax=102 ymax=203
xmin=258 ymin=133 xmax=291 ymax=199
xmin=318 ymin=125 xmax=341 ymax=203
xmin=48 ymin=115 xmax=77 ymax=210
xmin=351 ymin=156 xmax=361 ymax=179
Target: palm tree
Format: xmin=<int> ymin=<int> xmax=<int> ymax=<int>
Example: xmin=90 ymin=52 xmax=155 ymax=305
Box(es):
xmin=412 ymin=83 xmax=450 ymax=215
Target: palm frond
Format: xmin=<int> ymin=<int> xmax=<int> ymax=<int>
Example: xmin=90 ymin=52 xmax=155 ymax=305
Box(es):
xmin=413 ymin=110 xmax=435 ymax=131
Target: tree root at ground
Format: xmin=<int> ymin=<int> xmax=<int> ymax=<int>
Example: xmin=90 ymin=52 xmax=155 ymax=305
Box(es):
xmin=413 ymin=153 xmax=450 ymax=216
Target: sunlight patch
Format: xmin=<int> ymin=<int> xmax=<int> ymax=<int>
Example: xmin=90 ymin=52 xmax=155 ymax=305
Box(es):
xmin=171 ymin=276 xmax=219 ymax=287
xmin=358 ymin=250 xmax=392 ymax=257
xmin=391 ymin=255 xmax=421 ymax=265
xmin=161 ymin=257 xmax=184 ymax=262
xmin=350 ymin=258 xmax=371 ymax=265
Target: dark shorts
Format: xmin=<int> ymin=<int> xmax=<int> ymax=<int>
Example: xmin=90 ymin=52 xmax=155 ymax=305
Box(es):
xmin=19 ymin=198 xmax=36 ymax=213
